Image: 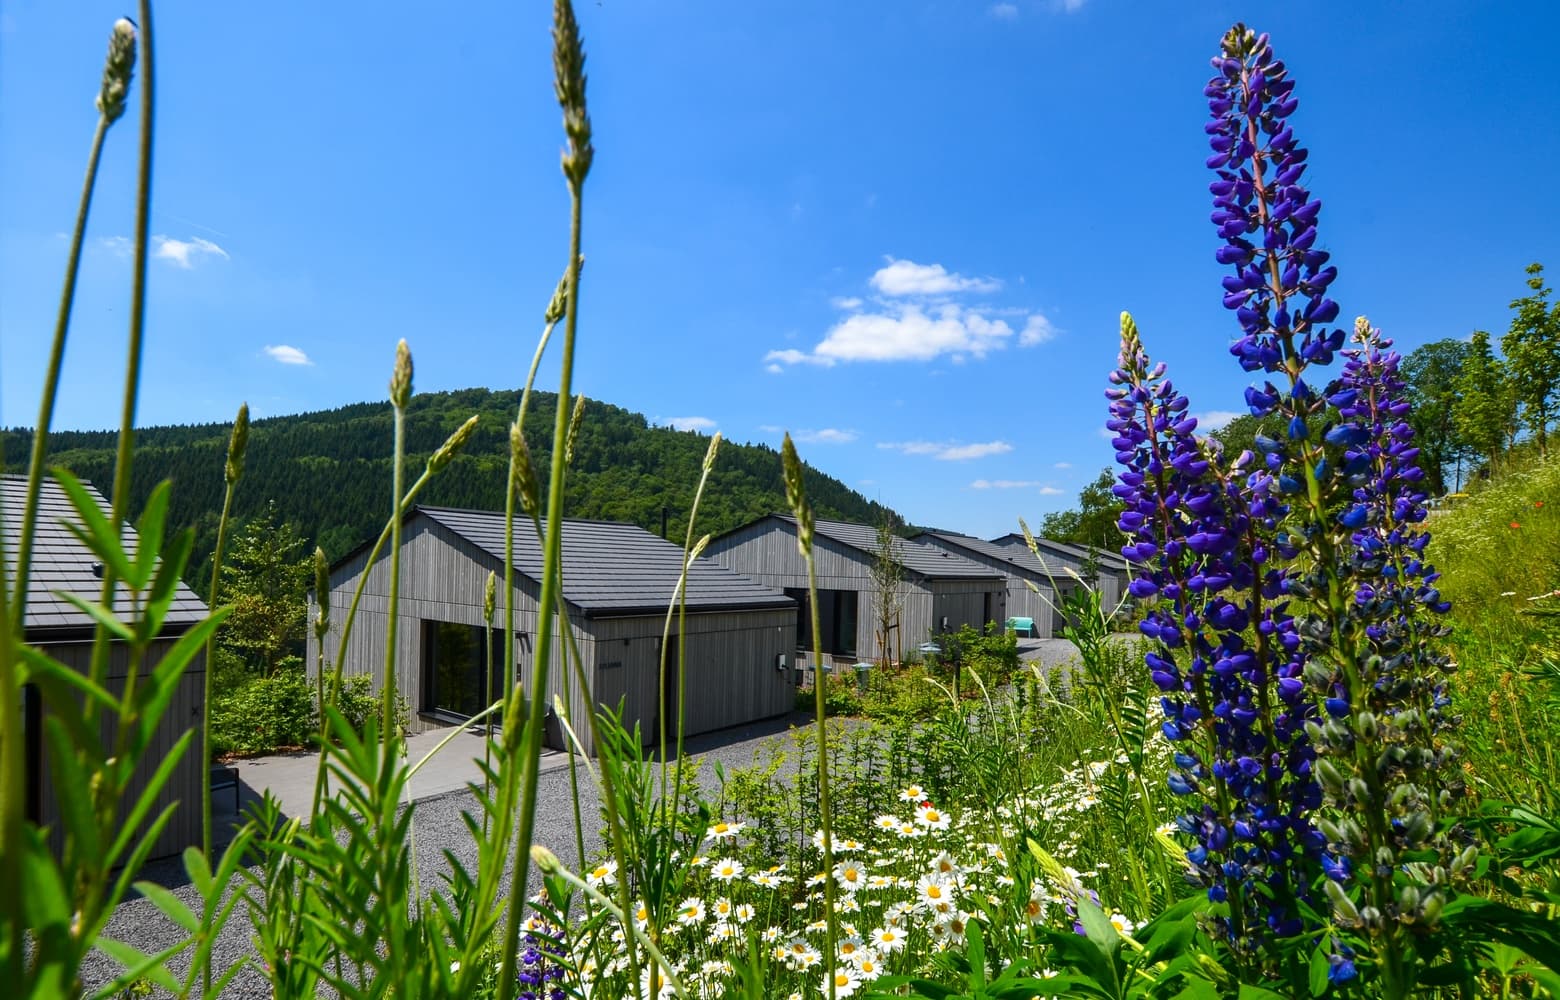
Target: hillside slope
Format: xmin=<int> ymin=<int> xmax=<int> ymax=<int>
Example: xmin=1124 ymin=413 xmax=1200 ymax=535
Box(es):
xmin=1 ymin=388 xmax=899 ymax=572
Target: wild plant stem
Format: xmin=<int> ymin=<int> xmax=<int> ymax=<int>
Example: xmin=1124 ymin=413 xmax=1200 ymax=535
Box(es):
xmin=0 ymin=87 xmax=117 ymax=994
xmin=384 ymin=404 xmax=405 ymax=742
xmin=806 ymin=553 xmax=839 ymax=1000
xmin=497 ymin=178 xmax=585 ymax=1000
xmin=199 ymin=463 xmax=238 ymax=999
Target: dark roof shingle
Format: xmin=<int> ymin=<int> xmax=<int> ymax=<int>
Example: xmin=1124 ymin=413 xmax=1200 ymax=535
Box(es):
xmin=1 ymin=475 xmax=208 ymax=636
xmin=416 ymin=506 xmax=793 ymax=618
xmin=769 ymin=515 xmax=1001 ymax=581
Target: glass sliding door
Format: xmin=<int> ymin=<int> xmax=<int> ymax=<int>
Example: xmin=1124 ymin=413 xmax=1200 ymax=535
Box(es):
xmin=421 ymin=620 xmax=504 ymax=722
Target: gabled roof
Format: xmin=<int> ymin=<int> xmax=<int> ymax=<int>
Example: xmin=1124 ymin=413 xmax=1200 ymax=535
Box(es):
xmin=1 ymin=475 xmax=208 ymax=638
xmin=987 ymin=530 xmax=1130 ymax=573
xmin=413 ymin=506 xmax=794 ymax=618
xmin=765 ymin=514 xmax=1001 ymax=581
xmin=912 ymin=530 xmax=1062 ymax=582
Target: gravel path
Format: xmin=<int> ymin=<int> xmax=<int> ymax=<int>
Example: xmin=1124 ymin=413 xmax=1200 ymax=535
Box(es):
xmin=78 ymin=639 xmax=1089 ymax=996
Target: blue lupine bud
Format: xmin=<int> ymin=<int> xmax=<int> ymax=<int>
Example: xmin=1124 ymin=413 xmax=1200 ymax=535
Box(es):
xmin=1287 ymin=415 xmax=1309 ymax=440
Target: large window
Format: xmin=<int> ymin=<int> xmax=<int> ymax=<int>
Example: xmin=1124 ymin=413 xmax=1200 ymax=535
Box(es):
xmin=785 ymin=588 xmax=857 ymax=657
xmin=422 ymin=620 xmax=506 ymax=721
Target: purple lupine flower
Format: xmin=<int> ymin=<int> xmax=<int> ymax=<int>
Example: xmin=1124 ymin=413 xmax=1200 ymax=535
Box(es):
xmin=1206 ymin=23 xmax=1343 ymax=380
xmin=1109 ymin=313 xmax=1320 ymax=949
xmin=1298 ymin=318 xmax=1461 ymax=931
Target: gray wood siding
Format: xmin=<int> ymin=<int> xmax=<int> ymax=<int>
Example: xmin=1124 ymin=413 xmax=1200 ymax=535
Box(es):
xmin=1005 ymin=577 xmax=1054 ymax=636
xmin=929 ymin=578 xmax=1006 ymax=637
xmin=707 ymin=518 xmax=920 ymax=664
xmin=587 ymin=609 xmax=794 ymax=749
xmin=990 ymin=537 xmax=1127 ymax=620
xmin=36 ymin=637 xmax=205 ymax=861
xmin=311 ymin=512 xmax=797 ymax=754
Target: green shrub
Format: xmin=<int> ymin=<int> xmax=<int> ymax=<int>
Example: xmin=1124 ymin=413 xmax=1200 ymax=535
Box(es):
xmin=210 ymin=667 xmax=316 ymax=758
xmin=861 ymin=663 xmax=943 ymax=720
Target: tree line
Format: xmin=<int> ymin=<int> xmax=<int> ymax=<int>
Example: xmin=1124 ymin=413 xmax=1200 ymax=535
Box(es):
xmin=0 ymin=387 xmax=901 ymax=583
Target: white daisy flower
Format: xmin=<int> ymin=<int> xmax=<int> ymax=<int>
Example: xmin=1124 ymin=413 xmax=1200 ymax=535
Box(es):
xmin=870 ymin=925 xmax=907 ymax=953
xmin=585 ymin=859 xmax=617 ymax=888
xmin=705 ymin=820 xmax=746 ymax=841
xmin=709 ymin=858 xmax=744 ymax=881
xmin=822 ymin=968 xmax=862 ymax=998
xmin=834 ymin=860 xmax=868 ymax=892
xmin=916 ymin=804 xmax=951 ymax=830
xmin=898 ymin=784 xmax=925 ymax=803
xmin=676 ymin=897 xmax=706 ymax=925
xmin=873 ymin=814 xmax=901 ymax=832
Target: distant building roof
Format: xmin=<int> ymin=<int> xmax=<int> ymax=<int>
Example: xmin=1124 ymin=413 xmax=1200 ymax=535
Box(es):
xmin=414 ymin=506 xmax=794 ymax=618
xmin=986 ymin=530 xmax=1130 ymax=573
xmin=912 ymin=530 xmax=1066 ymax=580
xmin=766 ymin=514 xmax=1001 ymax=581
xmin=1 ymin=474 xmax=208 ymax=638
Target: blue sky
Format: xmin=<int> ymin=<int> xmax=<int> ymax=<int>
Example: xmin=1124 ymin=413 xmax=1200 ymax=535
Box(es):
xmin=4 ymin=2 xmax=1558 ymax=539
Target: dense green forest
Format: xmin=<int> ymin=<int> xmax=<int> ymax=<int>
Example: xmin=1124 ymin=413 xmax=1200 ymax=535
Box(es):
xmin=1 ymin=388 xmax=899 ymax=577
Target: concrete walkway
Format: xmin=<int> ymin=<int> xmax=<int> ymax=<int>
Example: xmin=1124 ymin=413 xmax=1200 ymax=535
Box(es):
xmin=226 ymin=724 xmax=577 ymax=823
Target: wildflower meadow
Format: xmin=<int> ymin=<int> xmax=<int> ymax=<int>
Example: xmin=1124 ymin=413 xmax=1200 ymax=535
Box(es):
xmin=4 ymin=5 xmax=1560 ymax=999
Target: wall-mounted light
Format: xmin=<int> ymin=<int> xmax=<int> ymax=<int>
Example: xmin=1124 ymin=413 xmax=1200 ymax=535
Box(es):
xmin=940 ymin=616 xmax=949 ymax=631
xmin=775 ymin=653 xmax=787 ymax=672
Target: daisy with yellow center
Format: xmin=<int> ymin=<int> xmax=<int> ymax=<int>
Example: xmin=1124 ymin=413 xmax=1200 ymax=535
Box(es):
xmin=710 ymin=858 xmax=744 ymax=881
xmin=873 ymin=814 xmax=900 ymax=832
xmin=705 ymin=819 xmax=746 ymax=841
xmin=916 ymin=874 xmax=957 ymax=913
xmin=870 ymin=926 xmax=906 ymax=953
xmin=834 ymin=861 xmax=867 ymax=892
xmin=823 ymin=968 xmax=862 ymax=998
xmin=853 ymin=951 xmax=883 ymax=980
xmin=677 ymin=897 xmax=706 ymax=924
xmin=750 ymin=872 xmax=784 ymax=889
xmin=837 ymin=936 xmax=863 ymax=959
xmin=712 ymin=897 xmax=734 ymax=920
xmin=896 ymin=822 xmax=924 ymax=839
xmin=585 ymin=859 xmax=617 ymax=887
xmin=898 ymin=784 xmax=925 ymax=803
xmin=916 ymin=804 xmax=950 ymax=830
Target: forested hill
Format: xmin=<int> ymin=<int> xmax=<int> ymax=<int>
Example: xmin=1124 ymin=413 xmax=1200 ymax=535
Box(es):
xmin=1 ymin=388 xmax=899 ymax=573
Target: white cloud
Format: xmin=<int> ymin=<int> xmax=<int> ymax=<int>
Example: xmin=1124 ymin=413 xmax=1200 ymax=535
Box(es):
xmin=1194 ymin=410 xmax=1242 ymax=431
xmin=881 ymin=440 xmax=1013 ymax=462
xmin=1019 ymin=314 xmax=1057 ymax=346
xmin=970 ymin=479 xmax=1042 ymax=490
xmin=768 ymin=257 xmax=1056 ymax=368
xmin=263 ymin=344 xmax=312 ymax=366
xmin=870 ymin=257 xmax=1000 ymax=297
xmin=989 ymin=2 xmax=1020 ymax=18
xmin=153 ymin=235 xmax=229 ymax=268
xmin=813 ymin=303 xmax=1024 ymax=364
xmin=1053 ymin=461 xmax=1072 ymax=470
xmin=765 ymin=363 xmax=785 ymax=374
xmin=796 ymin=428 xmax=857 ymax=444
xmin=763 ymin=348 xmax=835 ymax=368
xmin=663 ymin=416 xmax=716 ymax=432
xmin=1060 ymin=0 xmax=1087 ymax=10
xmin=97 ymin=235 xmax=133 ymax=257
xmin=1039 ymin=485 xmax=1065 ymax=496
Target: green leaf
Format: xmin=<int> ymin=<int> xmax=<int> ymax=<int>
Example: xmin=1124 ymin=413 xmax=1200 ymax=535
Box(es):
xmin=107 ymin=733 xmax=192 ymax=869
xmin=1237 ymin=985 xmax=1290 ymax=999
xmin=53 ymin=468 xmax=135 ymax=582
xmin=43 ymin=716 xmax=100 ymax=861
xmin=133 ymin=880 xmax=199 ymax=933
xmin=18 ymin=645 xmax=119 ymax=714
xmin=1075 ymin=895 xmax=1123 ymax=959
xmin=133 ymin=479 xmax=172 ymax=586
xmin=966 ymin=919 xmax=987 ymax=991
xmin=1308 ymin=943 xmax=1332 ymax=997
xmin=89 ymin=936 xmax=186 ymax=997
xmin=183 ymin=846 xmax=214 ymax=898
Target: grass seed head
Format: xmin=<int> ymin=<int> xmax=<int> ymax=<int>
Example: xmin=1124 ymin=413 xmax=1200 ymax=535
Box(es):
xmin=96 ymin=18 xmax=137 ymax=124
